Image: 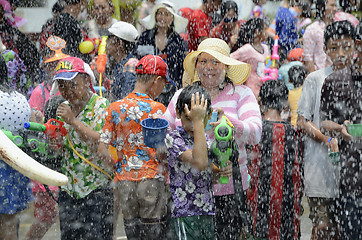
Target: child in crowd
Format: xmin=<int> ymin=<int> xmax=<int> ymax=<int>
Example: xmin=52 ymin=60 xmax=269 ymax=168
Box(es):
xmin=51 ymin=56 xmax=113 ymax=240
xmin=278 ymin=48 xmax=304 ymax=90
xmin=249 ymin=80 xmax=303 ymax=240
xmin=231 ymin=18 xmax=269 ymax=97
xmin=297 ymin=20 xmax=356 ymax=240
xmin=288 ymin=65 xmax=307 ymax=126
xmin=165 ymin=85 xmax=215 ymax=239
xmin=99 ymin=55 xmax=170 ymax=240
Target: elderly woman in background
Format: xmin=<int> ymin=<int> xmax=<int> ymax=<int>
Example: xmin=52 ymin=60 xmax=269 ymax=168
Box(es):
xmin=165 ymin=38 xmax=262 ymax=240
xmin=134 ymin=1 xmax=188 ymax=106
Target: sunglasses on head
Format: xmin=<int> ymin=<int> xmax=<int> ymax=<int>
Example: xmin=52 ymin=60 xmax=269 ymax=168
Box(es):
xmin=224 ymin=17 xmax=238 ymax=23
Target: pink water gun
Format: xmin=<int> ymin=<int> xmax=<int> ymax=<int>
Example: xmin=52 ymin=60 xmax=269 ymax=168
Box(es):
xmin=261 ymin=35 xmax=280 ymax=82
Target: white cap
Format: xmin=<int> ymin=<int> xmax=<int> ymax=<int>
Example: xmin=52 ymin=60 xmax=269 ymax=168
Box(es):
xmin=108 ymin=21 xmax=139 ymax=43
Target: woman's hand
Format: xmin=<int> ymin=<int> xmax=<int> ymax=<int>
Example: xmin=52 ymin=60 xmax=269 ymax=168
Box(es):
xmin=341 ymin=120 xmax=352 ymax=142
xmin=56 ymin=103 xmax=76 ymax=125
xmin=209 ymin=108 xmax=225 ymax=127
xmin=219 ymin=160 xmax=232 ymax=177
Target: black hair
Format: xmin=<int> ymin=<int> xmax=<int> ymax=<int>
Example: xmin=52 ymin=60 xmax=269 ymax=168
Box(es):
xmin=324 ymin=20 xmax=355 ymax=48
xmin=154 ymin=6 xmax=176 ymax=36
xmin=52 ymin=0 xmax=64 ymax=15
xmin=221 ymin=1 xmax=238 ymax=19
xmin=259 ymin=80 xmax=289 ymax=112
xmin=300 ymin=0 xmax=312 ymax=18
xmin=339 ymin=0 xmax=352 ymax=13
xmin=63 ymin=0 xmax=81 ymax=6
xmin=123 ymin=40 xmax=136 ymax=54
xmin=288 ymin=65 xmax=307 ymax=88
xmin=356 ymin=21 xmax=362 ymax=41
xmin=237 ymin=18 xmax=265 ymax=47
xmin=0 ymin=54 xmax=10 ymax=92
xmin=315 ymin=0 xmax=326 ymax=19
xmin=278 ymin=46 xmax=287 ymax=65
xmin=176 ymin=85 xmax=212 ymax=115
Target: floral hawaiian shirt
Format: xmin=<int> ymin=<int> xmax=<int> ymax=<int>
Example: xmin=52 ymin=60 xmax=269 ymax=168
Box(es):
xmin=100 ymin=92 xmax=166 ymax=182
xmin=165 ymin=126 xmax=214 ymax=218
xmin=62 ymin=93 xmax=111 ymax=199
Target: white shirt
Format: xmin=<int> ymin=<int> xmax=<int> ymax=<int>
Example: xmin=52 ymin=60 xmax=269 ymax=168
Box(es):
xmin=297 ymin=66 xmax=340 ymax=198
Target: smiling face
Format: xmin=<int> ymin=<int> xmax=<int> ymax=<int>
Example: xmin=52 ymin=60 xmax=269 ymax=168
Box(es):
xmin=155 ymin=8 xmax=174 ymax=29
xmin=57 ymin=74 xmax=90 ymax=104
xmin=93 ymin=0 xmax=113 ymax=25
xmin=196 ymin=53 xmax=227 ymax=89
xmin=222 ymin=9 xmax=238 ymax=31
xmin=325 ymin=0 xmax=337 ymax=20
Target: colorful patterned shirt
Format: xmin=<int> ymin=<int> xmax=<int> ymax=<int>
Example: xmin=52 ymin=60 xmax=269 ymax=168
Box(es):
xmin=100 ymin=92 xmax=166 ymax=182
xmin=62 ymin=93 xmax=111 ymax=199
xmin=165 ymin=126 xmax=214 ymax=218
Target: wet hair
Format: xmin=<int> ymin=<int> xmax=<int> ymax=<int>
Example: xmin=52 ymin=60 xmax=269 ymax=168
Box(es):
xmin=315 ymin=0 xmax=326 ymax=19
xmin=221 ymin=1 xmax=238 ymax=19
xmin=154 ymin=6 xmax=176 ymax=36
xmin=237 ymin=18 xmax=265 ymax=47
xmin=176 ymin=85 xmax=212 ymax=115
xmin=259 ymin=80 xmax=289 ymax=112
xmin=356 ymin=21 xmax=362 ymax=41
xmin=324 ymin=20 xmax=355 ymax=48
xmin=63 ymin=0 xmax=81 ymax=6
xmin=0 ymin=54 xmax=10 ymax=92
xmin=136 ymin=73 xmax=158 ymax=83
xmin=339 ymin=0 xmax=352 ymax=13
xmin=52 ymin=0 xmax=64 ymax=15
xmin=278 ymin=46 xmax=287 ymax=65
xmin=300 ymin=0 xmax=312 ymax=18
xmin=288 ymin=65 xmax=307 ymax=88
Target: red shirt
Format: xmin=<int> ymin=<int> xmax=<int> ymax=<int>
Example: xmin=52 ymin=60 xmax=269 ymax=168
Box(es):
xmin=187 ymin=9 xmax=212 ymax=51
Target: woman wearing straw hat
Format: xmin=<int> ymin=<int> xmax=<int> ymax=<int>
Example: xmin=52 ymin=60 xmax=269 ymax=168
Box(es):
xmin=165 ymin=38 xmax=262 ymax=240
xmin=134 ymin=1 xmax=188 ymax=106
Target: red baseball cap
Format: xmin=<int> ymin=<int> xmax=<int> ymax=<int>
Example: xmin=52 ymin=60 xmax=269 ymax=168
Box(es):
xmin=136 ymin=55 xmax=175 ymax=86
xmin=53 ymin=57 xmax=95 ymax=83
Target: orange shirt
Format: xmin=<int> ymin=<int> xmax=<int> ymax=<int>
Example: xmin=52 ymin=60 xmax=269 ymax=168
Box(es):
xmin=100 ymin=92 xmax=166 ymax=181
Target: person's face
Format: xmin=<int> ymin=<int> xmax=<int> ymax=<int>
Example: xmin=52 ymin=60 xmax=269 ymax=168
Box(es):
xmin=156 ymin=8 xmax=173 ymax=29
xmin=254 ymin=24 xmax=267 ymax=42
xmin=57 ymin=74 xmax=90 ymax=104
xmin=222 ymin=9 xmax=238 ymax=30
xmin=196 ymin=53 xmax=227 ymax=89
xmin=325 ymin=0 xmax=337 ymax=20
xmin=41 ymin=60 xmax=59 ymax=76
xmin=206 ymin=0 xmax=222 ymax=13
xmin=356 ymin=39 xmax=362 ymax=54
xmin=94 ymin=0 xmax=113 ymax=25
xmin=325 ymin=36 xmax=355 ymax=70
xmin=148 ymin=75 xmax=167 ymax=99
xmin=177 ymin=110 xmax=211 ymax=137
xmin=106 ymin=36 xmax=123 ymax=57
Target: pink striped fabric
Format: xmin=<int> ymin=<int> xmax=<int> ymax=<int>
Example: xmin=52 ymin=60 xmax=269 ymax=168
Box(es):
xmin=164 ymin=84 xmax=262 ymax=195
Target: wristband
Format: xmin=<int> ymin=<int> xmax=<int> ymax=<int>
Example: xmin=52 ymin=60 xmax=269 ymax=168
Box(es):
xmin=327 ymin=137 xmax=333 ymax=148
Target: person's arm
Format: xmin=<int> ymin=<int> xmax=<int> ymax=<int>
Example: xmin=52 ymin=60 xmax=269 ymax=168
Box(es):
xmin=211 ymin=86 xmax=262 ymax=145
xmin=98 ymin=105 xmax=117 ymax=167
xmin=302 ymin=26 xmax=316 ymax=73
xmin=179 ymin=93 xmax=209 ymax=171
xmin=297 ymin=115 xmax=339 ymax=152
xmin=320 ymin=120 xmax=352 ymax=142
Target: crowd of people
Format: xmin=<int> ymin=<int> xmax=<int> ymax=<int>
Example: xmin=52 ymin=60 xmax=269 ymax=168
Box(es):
xmin=0 ymin=0 xmax=361 ymax=239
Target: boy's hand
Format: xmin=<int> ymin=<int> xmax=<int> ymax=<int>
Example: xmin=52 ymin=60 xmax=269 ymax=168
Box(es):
xmin=328 ymin=138 xmax=339 ymax=153
xmin=57 ymin=103 xmax=75 ymax=125
xmin=30 ymin=108 xmax=43 ymax=123
xmin=184 ymin=92 xmax=208 ymax=122
xmin=219 ymin=160 xmax=232 ymax=177
xmin=341 ymin=120 xmax=352 ymax=142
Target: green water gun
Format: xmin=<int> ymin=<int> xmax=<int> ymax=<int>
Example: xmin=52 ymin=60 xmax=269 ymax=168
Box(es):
xmin=212 ymin=116 xmax=234 ymax=184
xmin=1 ymin=130 xmax=53 ymax=157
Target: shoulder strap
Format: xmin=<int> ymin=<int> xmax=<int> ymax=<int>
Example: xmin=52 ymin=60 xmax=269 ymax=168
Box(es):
xmin=39 ymin=83 xmax=46 ymax=112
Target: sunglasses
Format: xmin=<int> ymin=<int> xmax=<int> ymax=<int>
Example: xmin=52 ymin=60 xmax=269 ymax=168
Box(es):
xmin=224 ymin=17 xmax=238 ymax=23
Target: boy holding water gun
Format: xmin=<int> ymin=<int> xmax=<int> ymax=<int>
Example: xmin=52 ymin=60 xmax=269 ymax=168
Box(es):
xmin=165 ymin=85 xmax=225 ymax=239
xmin=249 ymin=80 xmax=303 ymax=240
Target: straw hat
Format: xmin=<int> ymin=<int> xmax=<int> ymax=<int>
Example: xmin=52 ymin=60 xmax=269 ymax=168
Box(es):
xmin=140 ymin=1 xmax=189 ymax=34
xmin=183 ymin=38 xmax=251 ymax=86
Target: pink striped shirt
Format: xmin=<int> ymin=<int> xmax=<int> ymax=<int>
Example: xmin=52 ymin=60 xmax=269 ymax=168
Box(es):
xmin=165 ymin=84 xmax=262 ymax=195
